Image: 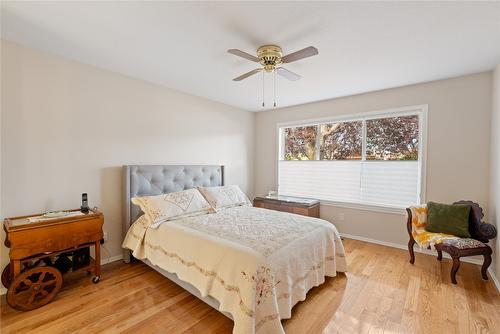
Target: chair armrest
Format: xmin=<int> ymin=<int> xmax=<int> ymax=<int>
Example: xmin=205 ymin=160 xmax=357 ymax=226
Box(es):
xmin=453 ymin=200 xmax=497 ymax=243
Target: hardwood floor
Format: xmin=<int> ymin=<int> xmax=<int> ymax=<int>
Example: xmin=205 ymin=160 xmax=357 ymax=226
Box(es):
xmin=1 ymin=238 xmax=499 ymax=333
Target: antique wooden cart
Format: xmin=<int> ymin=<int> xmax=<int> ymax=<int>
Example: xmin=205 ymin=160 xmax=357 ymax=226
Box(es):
xmin=2 ymin=209 xmax=104 ymax=311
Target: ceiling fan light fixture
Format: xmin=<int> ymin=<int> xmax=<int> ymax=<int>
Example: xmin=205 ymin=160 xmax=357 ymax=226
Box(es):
xmin=257 ymin=45 xmax=283 ymax=72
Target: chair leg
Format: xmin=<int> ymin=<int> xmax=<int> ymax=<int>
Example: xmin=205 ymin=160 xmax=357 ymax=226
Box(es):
xmin=408 ymin=239 xmax=415 ymax=264
xmin=481 ymin=253 xmax=492 ymax=280
xmin=451 ymin=257 xmax=460 ymax=284
xmin=436 ymin=249 xmax=442 ymax=261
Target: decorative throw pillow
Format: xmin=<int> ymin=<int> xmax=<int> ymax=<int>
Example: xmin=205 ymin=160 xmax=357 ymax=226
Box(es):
xmin=197 ymin=185 xmax=252 ymax=211
xmin=131 ymin=188 xmax=214 ymax=227
xmin=425 ymin=201 xmax=471 ymax=238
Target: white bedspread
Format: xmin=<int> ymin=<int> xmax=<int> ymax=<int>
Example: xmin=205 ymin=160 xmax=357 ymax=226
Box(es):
xmin=122 ymin=206 xmax=347 ymax=334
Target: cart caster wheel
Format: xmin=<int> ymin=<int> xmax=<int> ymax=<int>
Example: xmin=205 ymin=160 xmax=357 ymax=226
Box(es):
xmin=92 ymin=276 xmax=100 ymax=284
xmin=86 ymin=270 xmax=92 ymax=275
xmin=2 ymin=264 xmax=13 ymax=289
xmin=7 ymin=266 xmax=62 ymax=311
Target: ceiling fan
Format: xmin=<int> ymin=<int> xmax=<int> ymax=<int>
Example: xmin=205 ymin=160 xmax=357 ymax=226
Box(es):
xmin=228 ymin=44 xmax=318 ymax=107
xmin=228 ymin=45 xmax=319 ymax=81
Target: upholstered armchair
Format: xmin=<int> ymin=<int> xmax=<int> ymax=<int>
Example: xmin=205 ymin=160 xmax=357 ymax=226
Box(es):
xmin=406 ymin=200 xmax=497 ymax=284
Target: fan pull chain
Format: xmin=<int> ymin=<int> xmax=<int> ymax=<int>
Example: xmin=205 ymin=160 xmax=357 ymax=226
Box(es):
xmin=262 ymin=70 xmax=265 ymax=107
xmin=273 ymin=70 xmax=277 ymax=107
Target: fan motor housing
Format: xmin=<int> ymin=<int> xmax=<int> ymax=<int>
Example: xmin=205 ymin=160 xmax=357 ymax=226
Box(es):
xmin=257 ymin=45 xmax=282 ymax=72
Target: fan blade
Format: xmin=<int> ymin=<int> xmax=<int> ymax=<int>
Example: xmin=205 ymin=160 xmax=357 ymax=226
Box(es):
xmin=281 ymin=46 xmax=318 ymax=63
xmin=276 ymin=67 xmax=301 ymax=81
xmin=227 ymin=49 xmax=260 ymax=62
xmin=233 ymin=68 xmax=262 ymax=81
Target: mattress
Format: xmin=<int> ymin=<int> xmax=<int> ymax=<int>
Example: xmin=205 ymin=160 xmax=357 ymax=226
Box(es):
xmin=123 ymin=206 xmax=347 ymax=334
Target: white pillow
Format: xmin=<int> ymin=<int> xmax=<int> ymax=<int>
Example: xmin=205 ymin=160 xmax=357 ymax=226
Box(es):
xmin=131 ymin=188 xmax=214 ymax=226
xmin=197 ymin=185 xmax=252 ymax=211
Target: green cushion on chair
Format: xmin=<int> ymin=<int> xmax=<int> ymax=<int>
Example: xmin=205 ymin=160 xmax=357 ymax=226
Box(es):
xmin=425 ymin=201 xmax=471 ymax=238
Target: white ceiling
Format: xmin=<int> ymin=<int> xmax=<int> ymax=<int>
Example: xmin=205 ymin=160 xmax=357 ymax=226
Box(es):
xmin=1 ymin=1 xmax=499 ymax=112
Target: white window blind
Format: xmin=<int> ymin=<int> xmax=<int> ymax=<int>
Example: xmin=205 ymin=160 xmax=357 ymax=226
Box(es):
xmin=361 ymin=161 xmax=419 ymax=207
xmin=279 ymin=161 xmax=362 ymax=202
xmin=277 ymin=106 xmax=426 ymax=209
xmin=278 ymin=160 xmax=419 ymax=207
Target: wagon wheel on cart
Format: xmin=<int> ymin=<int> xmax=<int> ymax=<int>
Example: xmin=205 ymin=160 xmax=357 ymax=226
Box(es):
xmin=2 ymin=257 xmax=52 ymax=289
xmin=6 ymin=266 xmax=63 ymax=311
xmin=1 ymin=263 xmax=13 ymax=288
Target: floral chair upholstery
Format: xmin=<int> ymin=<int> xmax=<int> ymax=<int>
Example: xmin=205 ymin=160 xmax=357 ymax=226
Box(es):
xmin=406 ymin=200 xmax=497 ymax=284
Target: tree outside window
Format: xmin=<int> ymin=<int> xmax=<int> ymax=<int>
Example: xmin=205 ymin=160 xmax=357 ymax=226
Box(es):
xmin=366 ymin=115 xmax=419 ymax=160
xmin=320 ymin=121 xmax=362 ymax=160
xmin=283 ymin=114 xmax=419 ymax=161
xmin=284 ymin=126 xmax=317 ymax=160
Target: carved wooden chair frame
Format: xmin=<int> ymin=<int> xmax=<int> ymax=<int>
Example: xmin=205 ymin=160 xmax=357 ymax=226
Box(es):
xmin=407 ymin=200 xmax=497 ymax=284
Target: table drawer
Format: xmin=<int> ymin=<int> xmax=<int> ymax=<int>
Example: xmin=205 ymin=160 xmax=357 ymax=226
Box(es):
xmin=263 ymin=203 xmax=294 ymax=213
xmin=8 ymin=218 xmax=103 ymax=259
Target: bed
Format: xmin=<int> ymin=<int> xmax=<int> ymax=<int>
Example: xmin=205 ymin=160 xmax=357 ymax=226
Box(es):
xmin=122 ymin=165 xmax=347 ymax=334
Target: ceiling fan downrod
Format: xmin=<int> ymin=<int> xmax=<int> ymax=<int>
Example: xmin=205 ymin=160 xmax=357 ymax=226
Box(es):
xmin=262 ymin=70 xmax=265 ymax=107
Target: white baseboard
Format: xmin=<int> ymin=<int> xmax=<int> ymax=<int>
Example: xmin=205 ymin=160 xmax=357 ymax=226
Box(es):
xmin=0 ymin=254 xmax=123 ymax=296
xmin=341 ymin=232 xmax=500 ymax=293
xmin=101 ymin=254 xmax=123 ymax=265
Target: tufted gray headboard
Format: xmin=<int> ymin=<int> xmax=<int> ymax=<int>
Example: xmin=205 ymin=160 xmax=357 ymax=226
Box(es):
xmin=122 ymin=165 xmax=224 ymax=263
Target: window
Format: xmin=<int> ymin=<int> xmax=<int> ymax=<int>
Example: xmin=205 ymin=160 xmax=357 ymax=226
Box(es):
xmin=320 ymin=121 xmax=362 ymax=160
xmin=284 ymin=126 xmax=317 ymax=160
xmin=365 ymin=115 xmax=419 ymax=160
xmin=278 ymin=106 xmax=426 ymax=209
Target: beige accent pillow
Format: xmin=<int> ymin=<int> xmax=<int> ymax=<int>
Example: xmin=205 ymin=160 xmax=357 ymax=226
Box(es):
xmin=197 ymin=185 xmax=252 ymax=211
xmin=131 ymin=188 xmax=214 ymax=227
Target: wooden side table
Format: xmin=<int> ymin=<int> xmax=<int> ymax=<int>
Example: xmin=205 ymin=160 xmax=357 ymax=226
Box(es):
xmin=2 ymin=209 xmax=104 ymax=310
xmin=253 ymin=196 xmax=320 ymax=218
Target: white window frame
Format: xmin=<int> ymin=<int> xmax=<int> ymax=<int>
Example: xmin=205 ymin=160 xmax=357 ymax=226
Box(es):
xmin=276 ymin=104 xmax=428 ymax=215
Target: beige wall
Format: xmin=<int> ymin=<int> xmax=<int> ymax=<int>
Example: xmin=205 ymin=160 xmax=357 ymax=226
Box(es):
xmin=1 ymin=39 xmax=497 ymax=288
xmin=0 ymin=40 xmax=255 ymax=270
xmin=490 ymin=64 xmax=500 ymax=281
xmin=255 ymin=73 xmax=492 ymax=247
